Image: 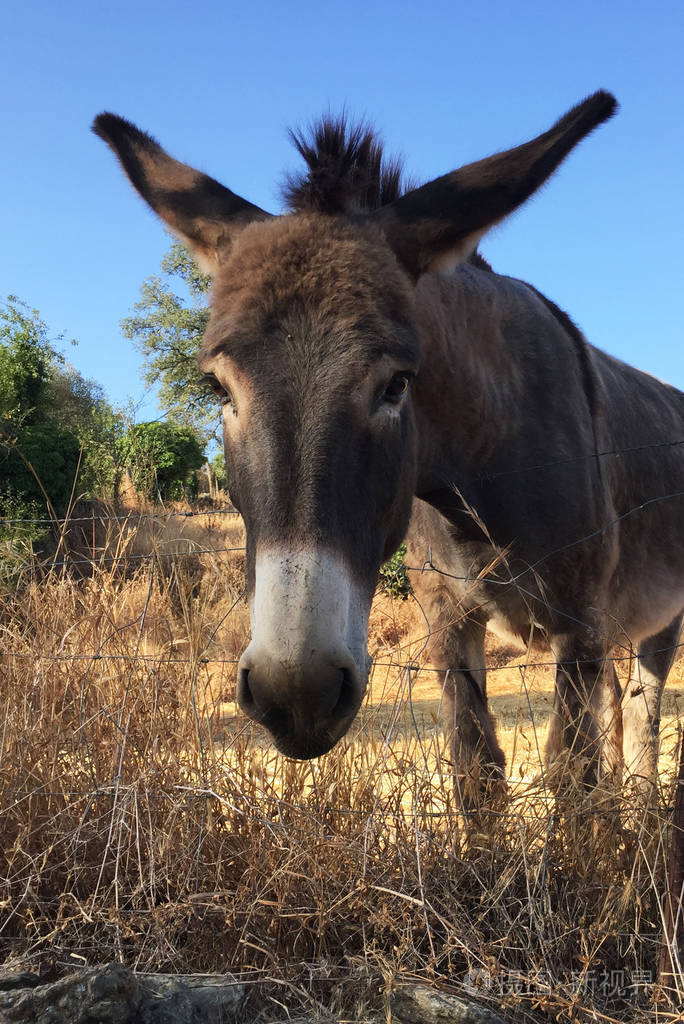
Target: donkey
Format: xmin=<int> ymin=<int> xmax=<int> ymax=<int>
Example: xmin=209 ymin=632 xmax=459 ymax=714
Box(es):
xmin=94 ymin=92 xmax=684 ymax=800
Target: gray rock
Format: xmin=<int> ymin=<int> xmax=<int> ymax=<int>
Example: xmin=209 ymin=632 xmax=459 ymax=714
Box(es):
xmin=137 ymin=971 xmax=245 ymax=1023
xmin=0 ymin=973 xmax=41 ymax=993
xmin=0 ymin=963 xmax=245 ymax=1024
xmin=391 ymin=984 xmax=508 ymax=1024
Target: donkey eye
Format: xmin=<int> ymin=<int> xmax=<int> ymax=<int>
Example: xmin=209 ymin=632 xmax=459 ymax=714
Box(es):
xmin=382 ymin=373 xmax=411 ymax=404
xmin=202 ymin=374 xmax=234 ymax=409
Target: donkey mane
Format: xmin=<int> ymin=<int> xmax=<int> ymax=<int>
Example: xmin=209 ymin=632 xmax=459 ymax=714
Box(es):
xmin=282 ymin=116 xmax=406 ymax=215
xmin=282 ymin=116 xmax=493 ymax=274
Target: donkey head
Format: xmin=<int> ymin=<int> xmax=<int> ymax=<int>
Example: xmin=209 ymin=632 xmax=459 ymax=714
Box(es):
xmin=94 ymin=92 xmax=616 ymax=758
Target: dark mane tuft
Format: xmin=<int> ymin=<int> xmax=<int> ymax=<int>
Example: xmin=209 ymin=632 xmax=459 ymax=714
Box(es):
xmin=282 ymin=116 xmax=406 ymax=215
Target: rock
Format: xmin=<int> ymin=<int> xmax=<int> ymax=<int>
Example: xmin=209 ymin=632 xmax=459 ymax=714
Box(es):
xmin=391 ymin=983 xmax=509 ymax=1024
xmin=0 ymin=962 xmax=245 ymax=1024
xmin=0 ymin=963 xmax=139 ymax=1024
xmin=137 ymin=971 xmax=245 ymax=1023
xmin=0 ymin=973 xmax=41 ymax=993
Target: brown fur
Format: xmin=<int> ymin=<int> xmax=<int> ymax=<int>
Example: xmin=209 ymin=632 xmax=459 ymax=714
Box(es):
xmin=94 ymin=93 xmax=683 ymax=796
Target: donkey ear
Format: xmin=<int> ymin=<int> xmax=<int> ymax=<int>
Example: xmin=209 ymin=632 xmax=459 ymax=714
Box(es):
xmin=373 ymin=91 xmax=617 ymax=279
xmin=92 ymin=113 xmax=272 ymax=275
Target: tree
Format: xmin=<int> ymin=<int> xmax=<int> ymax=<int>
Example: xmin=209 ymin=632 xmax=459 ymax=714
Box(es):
xmin=3 ymin=422 xmax=82 ymax=513
xmin=0 ymin=298 xmax=82 ymax=536
xmin=117 ymin=420 xmax=206 ymax=501
xmin=121 ymin=243 xmax=220 ymax=441
xmin=0 ymin=296 xmax=56 ymax=425
xmin=44 ymin=360 xmax=125 ymax=498
xmin=0 ymin=297 xmax=127 ymax=551
xmin=210 ymin=451 xmax=227 ymax=490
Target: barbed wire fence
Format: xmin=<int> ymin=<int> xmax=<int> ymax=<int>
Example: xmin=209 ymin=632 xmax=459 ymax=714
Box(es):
xmin=2 ymin=451 xmax=683 ymax=670
xmin=1 ymin=479 xmax=683 ymax=769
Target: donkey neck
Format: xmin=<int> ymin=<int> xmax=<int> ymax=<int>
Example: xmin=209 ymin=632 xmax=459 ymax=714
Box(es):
xmin=413 ymin=263 xmax=530 ymax=488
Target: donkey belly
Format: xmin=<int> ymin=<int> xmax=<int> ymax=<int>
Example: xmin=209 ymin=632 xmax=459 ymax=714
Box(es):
xmin=611 ymin=553 xmax=684 ymax=644
xmin=408 ymin=491 xmax=684 ymax=652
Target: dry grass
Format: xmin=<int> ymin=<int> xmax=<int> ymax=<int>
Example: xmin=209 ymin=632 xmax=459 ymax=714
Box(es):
xmin=0 ymin=506 xmax=682 ymax=1022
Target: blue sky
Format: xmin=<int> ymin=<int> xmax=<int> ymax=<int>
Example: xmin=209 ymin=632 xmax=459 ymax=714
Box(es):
xmin=2 ymin=0 xmax=682 ymax=420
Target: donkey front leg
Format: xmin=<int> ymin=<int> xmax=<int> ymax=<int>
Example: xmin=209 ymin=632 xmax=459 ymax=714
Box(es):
xmin=419 ymin=588 xmax=505 ymax=807
xmin=622 ymin=612 xmax=683 ymax=799
xmin=443 ymin=619 xmax=507 ymax=810
xmin=546 ymin=634 xmax=622 ymax=788
xmin=406 ymin=499 xmax=505 ymax=808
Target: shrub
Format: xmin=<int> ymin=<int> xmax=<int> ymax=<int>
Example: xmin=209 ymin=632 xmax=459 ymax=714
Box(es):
xmin=379 ymin=543 xmax=411 ymax=598
xmin=118 ymin=421 xmax=206 ymax=501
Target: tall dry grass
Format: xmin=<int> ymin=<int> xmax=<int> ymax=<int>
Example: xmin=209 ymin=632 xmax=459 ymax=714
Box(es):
xmin=0 ymin=506 xmax=682 ymax=1022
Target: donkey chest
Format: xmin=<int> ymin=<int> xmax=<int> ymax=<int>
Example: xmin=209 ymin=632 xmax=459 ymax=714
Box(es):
xmin=406 ymin=499 xmax=545 ymax=643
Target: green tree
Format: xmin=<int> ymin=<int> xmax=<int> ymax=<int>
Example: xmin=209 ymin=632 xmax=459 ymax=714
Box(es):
xmin=2 ymin=422 xmax=82 ymax=513
xmin=0 ymin=296 xmax=56 ymax=425
xmin=0 ymin=298 xmax=82 ymax=534
xmin=121 ymin=243 xmax=219 ymax=440
xmin=0 ymin=297 xmax=127 ymax=555
xmin=44 ymin=360 xmax=126 ymax=498
xmin=117 ymin=420 xmax=206 ymax=501
xmin=210 ymin=451 xmax=227 ymax=490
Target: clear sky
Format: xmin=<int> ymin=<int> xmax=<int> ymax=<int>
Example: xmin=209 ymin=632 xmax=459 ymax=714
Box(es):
xmin=2 ymin=0 xmax=682 ymax=420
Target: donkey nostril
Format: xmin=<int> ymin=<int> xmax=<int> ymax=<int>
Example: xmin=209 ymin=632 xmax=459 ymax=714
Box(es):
xmin=262 ymin=704 xmax=291 ymax=739
xmin=237 ymin=667 xmax=255 ymax=710
xmin=331 ymin=668 xmax=357 ymax=719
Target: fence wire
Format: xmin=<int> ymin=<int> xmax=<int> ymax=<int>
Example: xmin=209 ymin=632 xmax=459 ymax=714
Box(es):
xmin=1 ymin=435 xmax=683 ymax=531
xmin=0 ymin=433 xmax=683 ymax=530
xmin=482 ymin=436 xmax=684 ymax=479
xmin=0 ymin=507 xmax=241 ymax=526
xmin=3 ymin=645 xmax=684 ymax=673
xmin=1 ymin=491 xmax=684 ymax=671
xmin=9 ymin=544 xmax=245 ymax=573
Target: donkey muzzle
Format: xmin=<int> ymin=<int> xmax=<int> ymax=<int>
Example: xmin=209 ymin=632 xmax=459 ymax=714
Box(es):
xmin=237 ymin=645 xmax=362 ymax=758
xmin=237 ymin=547 xmax=371 ymax=757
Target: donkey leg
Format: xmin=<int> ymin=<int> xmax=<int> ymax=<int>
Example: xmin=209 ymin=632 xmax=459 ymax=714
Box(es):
xmin=593 ymin=660 xmax=623 ymax=782
xmin=622 ymin=613 xmax=683 ymax=798
xmin=416 ymin=583 xmax=505 ymax=807
xmin=546 ymin=635 xmax=616 ymax=788
xmin=445 ymin=621 xmax=506 ymax=808
xmin=406 ymin=502 xmax=505 ymax=807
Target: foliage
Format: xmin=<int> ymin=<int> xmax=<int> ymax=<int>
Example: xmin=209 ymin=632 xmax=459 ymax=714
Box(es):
xmin=379 ymin=542 xmax=411 ymax=598
xmin=121 ymin=243 xmax=219 ymax=441
xmin=210 ymin=451 xmax=227 ymax=489
xmin=1 ymin=422 xmax=82 ymax=514
xmin=0 ymin=299 xmax=82 ymax=533
xmin=0 ymin=486 xmax=44 ymax=548
xmin=0 ymin=298 xmax=127 ymax=574
xmin=0 ymin=297 xmax=57 ymax=426
xmin=44 ymin=360 xmax=126 ymax=498
xmin=118 ymin=420 xmax=206 ymax=501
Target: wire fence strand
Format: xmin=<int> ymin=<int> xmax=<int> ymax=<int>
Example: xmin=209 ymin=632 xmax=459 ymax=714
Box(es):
xmin=0 ymin=434 xmax=682 ymax=528
xmin=0 ymin=507 xmax=241 ymax=526
xmin=2 ymin=490 xmax=684 ymax=674
xmin=9 ymin=544 xmax=245 ymax=573
xmin=2 ymin=644 xmax=684 ymax=672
